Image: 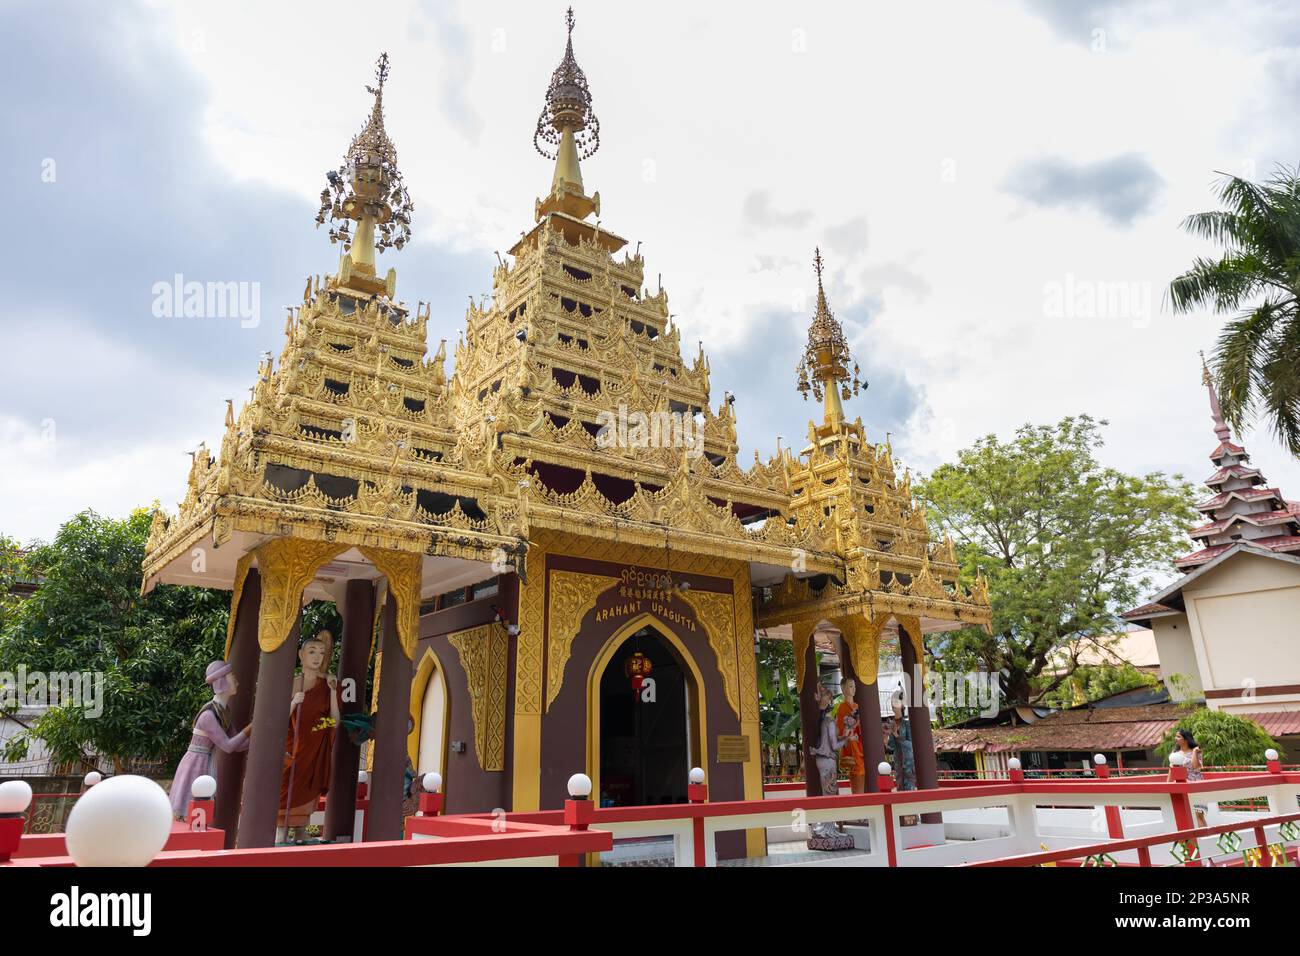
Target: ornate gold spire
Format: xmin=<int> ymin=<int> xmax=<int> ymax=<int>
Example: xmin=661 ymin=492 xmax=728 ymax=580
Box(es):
xmin=534 ymin=8 xmax=600 ymax=221
xmin=316 ymin=53 xmax=414 ymax=295
xmin=796 ymin=249 xmax=863 ymax=427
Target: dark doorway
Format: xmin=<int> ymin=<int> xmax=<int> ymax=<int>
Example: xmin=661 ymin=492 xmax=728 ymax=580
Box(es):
xmin=598 ymin=626 xmax=690 ymax=807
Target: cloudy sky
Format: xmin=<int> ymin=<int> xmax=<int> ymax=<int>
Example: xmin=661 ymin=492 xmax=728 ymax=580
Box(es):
xmin=3 ymin=0 xmax=1299 ymax=547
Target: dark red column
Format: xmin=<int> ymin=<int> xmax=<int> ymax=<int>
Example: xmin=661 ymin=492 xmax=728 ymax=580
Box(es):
xmin=899 ymin=623 xmax=941 ymax=822
xmin=798 ymin=634 xmax=823 ymax=797
xmin=324 ymin=579 xmax=376 ymax=842
xmin=367 ymin=596 xmax=413 ymax=841
xmin=844 ymin=637 xmax=885 ymax=793
xmin=214 ymin=568 xmax=261 ymax=847
xmin=235 ymin=610 xmax=300 ymax=848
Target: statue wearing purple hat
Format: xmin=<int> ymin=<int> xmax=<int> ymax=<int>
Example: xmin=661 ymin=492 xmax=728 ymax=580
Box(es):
xmin=168 ymin=661 xmax=252 ymax=819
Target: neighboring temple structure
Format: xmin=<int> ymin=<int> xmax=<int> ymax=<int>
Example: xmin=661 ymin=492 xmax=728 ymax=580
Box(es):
xmin=1125 ymin=358 xmax=1300 ymax=715
xmin=141 ymin=11 xmax=989 ymax=858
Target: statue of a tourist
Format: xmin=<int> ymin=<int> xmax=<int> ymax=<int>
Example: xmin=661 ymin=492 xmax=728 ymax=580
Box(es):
xmin=887 ymin=691 xmax=916 ymax=791
xmin=806 ymin=682 xmax=856 ymax=849
xmin=277 ymin=630 xmax=340 ymax=844
xmin=168 ymin=661 xmax=251 ymax=819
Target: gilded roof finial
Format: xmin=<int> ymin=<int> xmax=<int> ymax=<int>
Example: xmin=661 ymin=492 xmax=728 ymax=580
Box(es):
xmin=316 ymin=52 xmax=413 ymax=271
xmin=796 ymin=248 xmax=864 ymax=424
xmin=535 ymin=8 xmax=600 ymax=207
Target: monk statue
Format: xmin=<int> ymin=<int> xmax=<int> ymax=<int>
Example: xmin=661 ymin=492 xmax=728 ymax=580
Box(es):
xmin=276 ymin=630 xmax=340 ymax=844
xmin=835 ymin=677 xmax=865 ymax=794
xmin=168 ymin=661 xmax=251 ymax=819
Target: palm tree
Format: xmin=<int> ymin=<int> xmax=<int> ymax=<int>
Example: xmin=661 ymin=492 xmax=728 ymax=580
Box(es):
xmin=1169 ymin=167 xmax=1300 ymax=455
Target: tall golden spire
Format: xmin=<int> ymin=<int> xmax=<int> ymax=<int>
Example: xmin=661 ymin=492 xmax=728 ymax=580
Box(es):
xmin=316 ymin=53 xmax=414 ymax=295
xmin=1200 ymin=350 xmax=1232 ymax=442
xmin=796 ymin=249 xmax=863 ymax=428
xmin=534 ymin=8 xmax=600 ymax=221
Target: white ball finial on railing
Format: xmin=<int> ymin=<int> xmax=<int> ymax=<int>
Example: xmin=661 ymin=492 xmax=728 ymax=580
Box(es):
xmin=191 ymin=775 xmax=217 ymax=800
xmin=64 ymin=775 xmax=172 ymax=867
xmin=688 ymin=767 xmax=705 ymax=785
xmin=1169 ymin=751 xmax=1187 ymax=767
xmin=1266 ymin=748 xmax=1280 ymax=762
xmin=422 ymin=772 xmax=443 ymax=793
xmin=567 ymin=772 xmax=593 ymax=798
xmin=357 ymin=770 xmax=369 ymax=784
xmin=877 ymin=761 xmax=893 ymax=776
xmin=1007 ymin=757 xmax=1022 ymax=771
xmin=83 ymin=771 xmax=102 ymax=788
xmin=0 ymin=780 xmax=33 ymax=815
xmin=1093 ymin=753 xmax=1107 ymax=766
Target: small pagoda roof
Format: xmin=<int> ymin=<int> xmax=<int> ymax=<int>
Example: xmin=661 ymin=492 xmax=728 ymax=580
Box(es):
xmin=1209 ymin=440 xmax=1247 ymax=461
xmin=1196 ymin=485 xmax=1282 ymax=512
xmin=1204 ymin=463 xmax=1264 ymax=486
xmin=1189 ymin=506 xmax=1300 ymax=539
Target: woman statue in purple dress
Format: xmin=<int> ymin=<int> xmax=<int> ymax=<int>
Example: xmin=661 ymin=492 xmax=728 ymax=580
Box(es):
xmin=168 ymin=660 xmax=252 ymax=819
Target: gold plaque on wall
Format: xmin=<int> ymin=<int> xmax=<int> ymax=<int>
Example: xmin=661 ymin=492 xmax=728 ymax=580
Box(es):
xmin=716 ymin=734 xmax=751 ymax=763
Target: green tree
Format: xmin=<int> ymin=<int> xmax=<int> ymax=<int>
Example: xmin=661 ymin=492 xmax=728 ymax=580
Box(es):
xmin=917 ymin=416 xmax=1197 ymax=709
xmin=1156 ymin=707 xmax=1282 ymax=767
xmin=1170 ymin=166 xmax=1300 ymax=455
xmin=0 ymin=509 xmax=227 ymax=772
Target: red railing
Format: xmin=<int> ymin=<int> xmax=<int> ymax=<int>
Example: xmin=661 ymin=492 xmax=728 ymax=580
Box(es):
xmin=965 ymin=810 xmax=1300 ymax=867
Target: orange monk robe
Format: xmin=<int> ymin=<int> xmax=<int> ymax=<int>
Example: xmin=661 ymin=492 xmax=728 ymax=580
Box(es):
xmin=279 ymin=678 xmax=336 ymax=826
xmin=835 ymin=699 xmax=864 ymax=777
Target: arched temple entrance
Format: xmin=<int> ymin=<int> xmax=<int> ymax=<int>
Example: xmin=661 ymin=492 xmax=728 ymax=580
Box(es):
xmin=410 ymin=647 xmax=449 ymax=778
xmin=587 ymin=616 xmax=705 ymax=808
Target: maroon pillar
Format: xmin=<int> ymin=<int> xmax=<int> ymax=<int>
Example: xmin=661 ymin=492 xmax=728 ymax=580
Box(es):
xmin=841 ymin=634 xmax=885 ymax=794
xmin=367 ymin=596 xmax=413 ymax=841
xmin=214 ymin=568 xmax=261 ymax=847
xmin=235 ymin=610 xmax=300 ymax=848
xmin=324 ymin=579 xmax=376 ymax=841
xmin=799 ymin=635 xmax=823 ymax=797
xmin=899 ymin=624 xmax=941 ymax=822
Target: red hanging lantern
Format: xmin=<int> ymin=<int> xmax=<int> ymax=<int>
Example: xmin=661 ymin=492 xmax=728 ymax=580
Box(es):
xmin=624 ymin=651 xmax=653 ymax=694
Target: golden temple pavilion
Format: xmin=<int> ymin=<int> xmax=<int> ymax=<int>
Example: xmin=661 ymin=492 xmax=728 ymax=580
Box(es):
xmin=141 ymin=10 xmax=990 ymax=858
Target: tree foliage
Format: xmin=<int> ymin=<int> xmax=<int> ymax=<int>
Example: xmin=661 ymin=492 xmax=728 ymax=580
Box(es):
xmin=1170 ymin=166 xmax=1300 ymax=455
xmin=1156 ymin=707 xmax=1282 ymax=766
xmin=918 ymin=416 xmax=1197 ymax=709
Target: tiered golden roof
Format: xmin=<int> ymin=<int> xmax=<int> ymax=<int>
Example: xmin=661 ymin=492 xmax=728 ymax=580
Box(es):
xmin=142 ymin=15 xmax=989 ymax=640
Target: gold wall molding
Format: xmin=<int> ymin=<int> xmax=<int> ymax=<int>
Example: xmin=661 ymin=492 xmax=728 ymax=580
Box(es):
xmin=677 ymin=587 xmax=740 ymax=720
xmin=545 ymin=570 xmax=618 ymax=711
xmin=448 ymin=623 xmax=508 ymax=772
xmin=791 ymin=620 xmax=816 ymax=693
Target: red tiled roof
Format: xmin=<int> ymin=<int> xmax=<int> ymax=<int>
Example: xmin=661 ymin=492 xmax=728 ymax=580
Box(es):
xmin=1121 ymin=602 xmax=1178 ymax=621
xmin=1210 ymin=441 xmax=1247 ymax=461
xmin=1197 ymin=487 xmax=1281 ymax=512
xmin=1176 ymin=534 xmax=1300 ymax=569
xmin=933 ymin=704 xmax=1300 ymax=753
xmin=1205 ymin=464 xmax=1264 ymax=486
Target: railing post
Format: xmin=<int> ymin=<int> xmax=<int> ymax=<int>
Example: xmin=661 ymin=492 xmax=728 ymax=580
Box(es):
xmin=1095 ymin=754 xmax=1124 ymax=840
xmin=1007 ymin=757 xmax=1024 ymax=784
xmin=1252 ymin=825 xmax=1273 ymax=867
xmin=418 ymin=772 xmax=443 ymax=817
xmin=561 ymin=772 xmax=594 ymax=867
xmin=1167 ymin=754 xmax=1201 ymax=867
xmin=878 ymin=761 xmax=898 ymax=867
xmin=0 ymin=781 xmax=32 ymax=863
xmin=187 ymin=775 xmax=217 ymax=832
xmin=688 ymin=767 xmax=708 ymax=868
